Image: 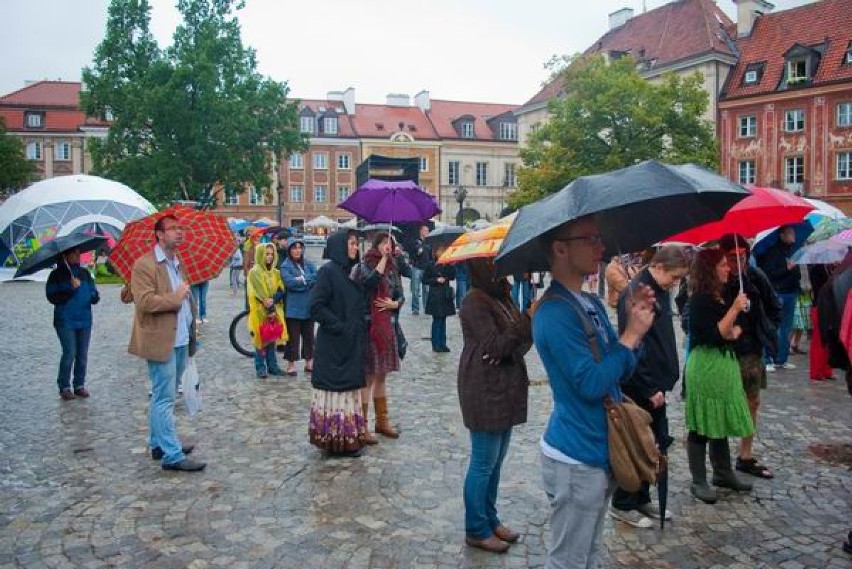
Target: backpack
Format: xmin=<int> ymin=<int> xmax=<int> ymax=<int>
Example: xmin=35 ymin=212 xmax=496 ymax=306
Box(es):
xmin=540 ymin=291 xmax=662 ymax=493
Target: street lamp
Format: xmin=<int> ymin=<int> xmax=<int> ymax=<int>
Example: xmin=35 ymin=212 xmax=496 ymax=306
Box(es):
xmin=453 ymin=185 xmax=467 ymax=226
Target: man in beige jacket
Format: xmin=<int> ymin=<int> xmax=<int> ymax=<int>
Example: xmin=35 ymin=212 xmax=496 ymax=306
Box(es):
xmin=129 ymin=214 xmax=205 ymax=472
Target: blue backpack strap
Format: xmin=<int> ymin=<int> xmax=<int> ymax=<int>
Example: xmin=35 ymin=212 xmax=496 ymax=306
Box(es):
xmin=540 ymin=291 xmax=601 ymax=363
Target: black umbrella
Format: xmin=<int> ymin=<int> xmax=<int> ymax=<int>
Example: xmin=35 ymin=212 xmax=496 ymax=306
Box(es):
xmin=653 ymin=411 xmax=674 ymax=530
xmin=14 ymin=233 xmax=108 ymax=278
xmin=493 ymin=161 xmax=750 ymax=276
xmin=424 ymin=225 xmax=466 ymax=249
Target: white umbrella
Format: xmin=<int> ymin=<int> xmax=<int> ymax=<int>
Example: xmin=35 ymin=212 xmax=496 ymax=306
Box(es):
xmin=304 ymin=215 xmax=339 ymax=229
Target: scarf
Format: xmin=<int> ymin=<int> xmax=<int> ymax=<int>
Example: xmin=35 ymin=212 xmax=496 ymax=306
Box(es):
xmin=363 ymin=248 xmax=396 ymax=353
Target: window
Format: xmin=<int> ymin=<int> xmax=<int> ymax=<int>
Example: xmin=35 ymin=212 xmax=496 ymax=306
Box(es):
xmin=475 ymin=162 xmax=488 ymax=186
xmin=337 ymin=153 xmax=350 ymax=170
xmin=289 ymin=153 xmax=303 ymax=169
xmin=504 ymin=163 xmax=517 ymax=187
xmin=846 ymin=42 xmax=852 ymax=64
xmin=739 ymin=115 xmax=757 ymax=137
xmin=54 ymin=141 xmax=71 ymax=161
xmin=784 ymin=109 xmax=805 ymax=132
xmin=744 ymin=70 xmax=758 ymax=84
xmin=420 ymin=157 xmax=428 ymax=172
xmin=300 ymin=116 xmax=315 ymax=134
xmin=313 ymin=152 xmax=328 ymax=170
xmin=324 ymin=117 xmax=338 ymax=135
xmin=26 ymin=142 xmax=41 ymax=160
xmin=249 ymin=187 xmax=261 ymax=205
xmin=838 ymin=102 xmax=852 ymax=127
xmin=499 ymin=122 xmax=517 ymax=141
xmin=227 ymin=193 xmax=239 ymax=205
xmin=461 ymin=122 xmax=474 ymax=138
xmin=290 ymin=185 xmax=304 ymax=202
xmin=448 ymin=161 xmax=460 ymax=185
xmin=25 ymin=113 xmax=43 ymax=128
xmin=314 ymin=185 xmax=327 ymax=203
xmin=787 ymin=58 xmax=808 ymax=84
xmin=337 ymin=185 xmax=350 ymax=202
xmin=784 ymin=156 xmax=805 ymax=186
xmin=838 ymin=152 xmax=852 ymax=180
xmin=738 ymin=160 xmax=756 ymax=185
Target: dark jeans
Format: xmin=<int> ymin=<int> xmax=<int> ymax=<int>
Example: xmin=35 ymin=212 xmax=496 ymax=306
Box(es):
xmin=766 ymin=292 xmax=796 ymax=365
xmin=431 ymin=316 xmax=447 ymax=350
xmin=191 ymin=281 xmax=209 ymax=319
xmin=285 ymin=318 xmax=315 ymax=362
xmin=55 ymin=326 xmax=92 ymax=392
xmin=456 ymin=279 xmax=468 ymax=309
xmin=254 ymin=344 xmax=281 ymax=375
xmin=612 ymin=404 xmax=670 ymax=511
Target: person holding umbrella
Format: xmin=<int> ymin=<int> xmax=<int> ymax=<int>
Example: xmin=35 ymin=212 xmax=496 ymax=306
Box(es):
xmin=424 ymin=246 xmax=457 ymax=352
xmin=46 ymin=247 xmax=100 ymax=400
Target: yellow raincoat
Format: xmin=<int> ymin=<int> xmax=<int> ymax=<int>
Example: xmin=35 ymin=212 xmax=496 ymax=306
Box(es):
xmin=247 ymin=243 xmax=288 ymax=349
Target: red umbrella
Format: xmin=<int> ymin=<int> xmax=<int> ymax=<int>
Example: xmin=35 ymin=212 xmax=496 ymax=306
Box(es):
xmin=109 ymin=205 xmax=236 ymax=284
xmin=662 ymin=186 xmax=815 ymax=245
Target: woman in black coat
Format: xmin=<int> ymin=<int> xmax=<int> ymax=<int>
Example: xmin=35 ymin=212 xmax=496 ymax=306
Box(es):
xmin=423 ymin=246 xmax=456 ymax=352
xmin=309 ymin=230 xmax=379 ymax=457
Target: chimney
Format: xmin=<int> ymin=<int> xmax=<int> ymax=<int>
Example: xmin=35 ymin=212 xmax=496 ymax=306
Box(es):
xmin=386 ymin=93 xmax=410 ymax=107
xmin=608 ymin=7 xmax=634 ymax=30
xmin=414 ymin=90 xmax=430 ymax=112
xmin=327 ymin=87 xmax=356 ymax=115
xmin=734 ymin=0 xmax=774 ymax=37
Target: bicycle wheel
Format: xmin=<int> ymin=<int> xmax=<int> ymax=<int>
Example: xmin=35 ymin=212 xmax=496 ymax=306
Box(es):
xmin=229 ymin=309 xmax=254 ymax=358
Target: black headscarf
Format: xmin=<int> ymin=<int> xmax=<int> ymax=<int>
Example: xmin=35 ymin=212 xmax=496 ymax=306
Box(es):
xmin=323 ymin=230 xmax=359 ymax=271
xmin=467 ymin=258 xmax=511 ymax=300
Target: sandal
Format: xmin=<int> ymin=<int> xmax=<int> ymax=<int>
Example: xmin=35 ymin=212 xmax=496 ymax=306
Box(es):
xmin=736 ymin=457 xmax=774 ymax=479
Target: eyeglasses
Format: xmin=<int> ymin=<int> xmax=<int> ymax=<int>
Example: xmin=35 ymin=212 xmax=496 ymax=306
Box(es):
xmin=555 ymin=234 xmax=605 ymax=246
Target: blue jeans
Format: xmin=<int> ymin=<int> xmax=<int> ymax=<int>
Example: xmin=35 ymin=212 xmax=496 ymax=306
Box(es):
xmin=191 ymin=281 xmax=209 ymax=319
xmin=511 ymin=280 xmax=534 ymax=312
xmin=456 ymin=279 xmax=468 ymax=309
xmin=410 ymin=268 xmax=428 ymax=313
xmin=464 ymin=429 xmax=512 ymax=538
xmin=55 ymin=326 xmax=92 ymax=392
xmin=147 ymin=346 xmax=188 ymax=465
xmin=767 ymin=292 xmax=797 ymax=365
xmin=254 ymin=344 xmax=281 ymax=375
xmin=431 ymin=316 xmax=447 ymax=350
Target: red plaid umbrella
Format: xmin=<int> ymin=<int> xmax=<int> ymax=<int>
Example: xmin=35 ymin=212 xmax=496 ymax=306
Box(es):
xmin=109 ymin=205 xmax=236 ymax=284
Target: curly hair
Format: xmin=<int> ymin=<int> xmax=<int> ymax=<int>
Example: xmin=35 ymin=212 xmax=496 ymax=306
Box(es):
xmin=689 ymin=248 xmax=726 ymax=299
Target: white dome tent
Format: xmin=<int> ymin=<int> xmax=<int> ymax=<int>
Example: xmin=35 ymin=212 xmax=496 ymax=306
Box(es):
xmin=0 ymin=175 xmax=155 ymax=266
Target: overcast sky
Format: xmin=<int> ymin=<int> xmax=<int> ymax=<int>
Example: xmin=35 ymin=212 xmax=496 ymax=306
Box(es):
xmin=1 ymin=0 xmax=816 ymax=105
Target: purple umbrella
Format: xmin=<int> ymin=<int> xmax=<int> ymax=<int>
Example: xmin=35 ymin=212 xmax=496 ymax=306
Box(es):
xmin=339 ymin=179 xmax=441 ymax=224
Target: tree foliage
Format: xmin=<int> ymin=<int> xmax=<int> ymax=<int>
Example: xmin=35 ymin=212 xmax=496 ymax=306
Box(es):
xmin=510 ymin=54 xmax=718 ymax=207
xmin=0 ymin=117 xmax=36 ymax=193
xmin=82 ymin=0 xmax=306 ymax=205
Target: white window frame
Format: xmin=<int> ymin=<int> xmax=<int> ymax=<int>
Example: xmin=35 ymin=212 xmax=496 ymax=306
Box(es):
xmin=846 ymin=45 xmax=852 ymax=64
xmin=289 ymin=153 xmax=303 ymax=169
xmin=837 ymin=152 xmax=852 ymax=180
xmin=337 ymin=185 xmax=350 ymax=202
xmin=784 ymin=156 xmax=805 ymax=186
xmin=300 ymin=116 xmax=315 ymax=134
xmin=475 ymin=162 xmax=488 ymax=186
xmin=461 ymin=122 xmax=474 ymax=138
xmin=784 ymin=109 xmax=805 ymax=132
xmin=313 ymin=152 xmax=328 ymax=170
xmin=744 ymin=70 xmax=758 ymax=84
xmin=54 ymin=141 xmax=71 ymax=161
xmin=448 ymin=160 xmax=460 ymax=185
xmin=26 ymin=113 xmax=42 ymax=128
xmin=324 ymin=117 xmax=338 ymax=135
xmin=420 ymin=157 xmax=428 ymax=172
xmin=249 ymin=187 xmax=262 ymax=205
xmin=787 ymin=58 xmax=808 ymax=83
xmin=337 ymin=153 xmax=350 ymax=170
xmin=313 ymin=185 xmax=327 ymax=203
xmin=838 ymin=102 xmax=852 ymax=127
xmin=499 ymin=122 xmax=517 ymax=141
xmin=289 ymin=185 xmax=304 ymax=203
xmin=227 ymin=193 xmax=239 ymax=205
xmin=26 ymin=141 xmax=41 ymax=160
xmin=504 ymin=163 xmax=517 ymax=187
xmin=738 ymin=160 xmax=756 ymax=185
xmin=739 ymin=115 xmax=757 ymax=138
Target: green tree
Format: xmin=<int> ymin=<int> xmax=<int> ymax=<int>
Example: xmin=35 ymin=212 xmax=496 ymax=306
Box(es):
xmin=82 ymin=0 xmax=306 ymax=205
xmin=510 ymin=54 xmax=717 ymax=207
xmin=0 ymin=117 xmax=36 ymax=193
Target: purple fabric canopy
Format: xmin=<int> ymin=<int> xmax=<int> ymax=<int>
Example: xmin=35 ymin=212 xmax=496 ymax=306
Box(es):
xmin=338 ymin=179 xmax=441 ymax=223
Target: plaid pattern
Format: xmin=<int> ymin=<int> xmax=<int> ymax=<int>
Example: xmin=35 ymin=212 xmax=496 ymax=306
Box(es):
xmin=109 ymin=205 xmax=237 ymax=285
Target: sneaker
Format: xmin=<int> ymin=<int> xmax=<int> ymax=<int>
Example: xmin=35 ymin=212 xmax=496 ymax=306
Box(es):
xmin=195 ymin=318 xmax=203 ymax=325
xmin=780 ymin=362 xmax=796 ymax=370
xmin=609 ymin=507 xmax=654 ymax=528
xmin=201 ymin=318 xmax=209 ymax=324
xmin=177 ymin=384 xmax=184 ymax=394
xmin=765 ymin=364 xmax=776 ymax=372
xmin=636 ymin=503 xmax=673 ymax=520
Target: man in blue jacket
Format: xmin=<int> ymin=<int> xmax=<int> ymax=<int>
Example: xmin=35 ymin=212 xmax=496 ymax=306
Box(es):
xmin=533 ymin=215 xmax=655 ymax=569
xmin=755 ymin=225 xmax=800 ymax=371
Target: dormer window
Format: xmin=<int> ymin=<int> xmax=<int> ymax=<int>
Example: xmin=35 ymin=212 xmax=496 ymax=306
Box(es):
xmin=745 ymin=71 xmax=758 ymax=84
xmin=742 ymin=62 xmax=766 ymax=86
xmin=300 ymin=116 xmax=315 ymax=134
xmin=781 ymin=43 xmax=825 ymax=90
xmin=845 ymin=42 xmax=852 ymax=65
xmin=787 ymin=58 xmax=808 ymax=84
xmin=499 ymin=122 xmax=517 ymax=141
xmin=25 ymin=112 xmax=43 ymax=128
xmin=461 ymin=122 xmax=474 ymax=138
xmin=323 ymin=117 xmax=338 ymax=135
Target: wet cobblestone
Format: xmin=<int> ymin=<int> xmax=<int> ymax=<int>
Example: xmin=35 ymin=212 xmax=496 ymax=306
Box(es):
xmin=0 ymin=267 xmax=850 ymax=568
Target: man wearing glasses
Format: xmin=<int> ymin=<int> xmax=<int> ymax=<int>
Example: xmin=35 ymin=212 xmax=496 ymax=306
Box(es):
xmin=129 ymin=215 xmax=206 ymax=472
xmin=533 ymin=215 xmax=655 ymax=569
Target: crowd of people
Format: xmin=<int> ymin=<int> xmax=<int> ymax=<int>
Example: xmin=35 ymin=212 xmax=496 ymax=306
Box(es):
xmin=43 ymin=214 xmax=852 ymax=567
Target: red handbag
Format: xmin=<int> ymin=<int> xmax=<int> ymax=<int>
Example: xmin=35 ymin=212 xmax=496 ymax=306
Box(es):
xmin=259 ymin=314 xmax=283 ymax=344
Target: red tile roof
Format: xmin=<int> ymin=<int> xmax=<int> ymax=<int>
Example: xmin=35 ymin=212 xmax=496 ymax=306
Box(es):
xmin=0 ymin=81 xmax=107 ymax=133
xmin=0 ymin=81 xmax=82 ymax=107
xmin=722 ymin=0 xmax=852 ymax=100
xmin=297 ymin=99 xmax=358 ymax=138
xmin=426 ymin=100 xmax=520 ymax=140
xmin=522 ymin=0 xmax=735 ymax=108
xmin=349 ymin=104 xmax=440 ymax=140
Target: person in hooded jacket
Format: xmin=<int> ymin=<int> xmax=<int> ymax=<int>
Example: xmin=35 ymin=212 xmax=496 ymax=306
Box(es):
xmin=46 ymin=248 xmax=100 ymax=400
xmin=280 ymin=236 xmax=318 ymax=376
xmin=247 ymin=243 xmax=288 ymax=378
xmin=424 ymin=246 xmax=457 ymax=352
xmin=309 ymin=230 xmax=379 ymax=457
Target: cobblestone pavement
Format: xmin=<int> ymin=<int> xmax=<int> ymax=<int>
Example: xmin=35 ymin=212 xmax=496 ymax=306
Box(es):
xmin=1 ymin=260 xmax=850 ymax=569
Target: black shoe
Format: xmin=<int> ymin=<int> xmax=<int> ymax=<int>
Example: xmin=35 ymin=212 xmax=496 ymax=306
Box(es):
xmin=330 ymin=448 xmax=363 ymax=458
xmin=162 ymin=458 xmax=206 ymax=472
xmin=152 ymin=444 xmax=195 ymax=460
xmin=256 ymin=372 xmax=268 ymax=379
xmin=269 ymin=369 xmax=286 ymax=376
xmin=412 ymin=310 xmax=419 ymax=316
xmin=441 ymin=346 xmax=451 ymax=352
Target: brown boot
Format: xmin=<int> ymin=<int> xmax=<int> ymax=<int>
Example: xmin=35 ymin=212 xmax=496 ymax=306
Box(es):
xmin=361 ymin=403 xmax=378 ymax=445
xmin=373 ymin=397 xmax=399 ymax=438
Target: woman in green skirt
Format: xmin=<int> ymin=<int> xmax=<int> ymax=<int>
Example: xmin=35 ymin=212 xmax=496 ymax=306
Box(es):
xmin=685 ymin=248 xmax=755 ymax=504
